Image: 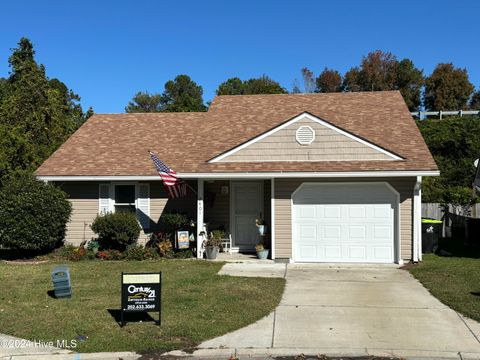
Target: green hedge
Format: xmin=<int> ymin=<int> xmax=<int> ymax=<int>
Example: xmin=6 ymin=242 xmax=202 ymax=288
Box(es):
xmin=0 ymin=175 xmax=72 ymax=253
xmin=91 ymin=212 xmax=141 ymax=251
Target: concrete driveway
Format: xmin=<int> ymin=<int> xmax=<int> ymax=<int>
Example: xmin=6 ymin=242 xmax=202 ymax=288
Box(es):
xmin=196 ymin=263 xmax=480 ymax=359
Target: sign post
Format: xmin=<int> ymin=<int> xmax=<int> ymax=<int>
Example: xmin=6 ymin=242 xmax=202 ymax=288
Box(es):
xmin=121 ymin=272 xmax=162 ymax=327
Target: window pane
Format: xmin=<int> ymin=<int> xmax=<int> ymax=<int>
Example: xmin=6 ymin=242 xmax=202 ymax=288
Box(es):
xmin=115 ymin=185 xmax=135 ymax=204
xmin=114 ymin=204 xmax=136 ymax=213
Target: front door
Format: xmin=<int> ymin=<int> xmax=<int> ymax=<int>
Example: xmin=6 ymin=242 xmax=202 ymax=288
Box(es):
xmin=231 ymin=181 xmax=263 ymax=250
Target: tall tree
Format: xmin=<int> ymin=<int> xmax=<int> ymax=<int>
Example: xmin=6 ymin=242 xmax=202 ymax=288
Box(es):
xmin=358 ymin=50 xmax=398 ymax=91
xmin=0 ymin=38 xmax=87 ymax=179
xmin=216 ymin=77 xmax=244 ymax=95
xmin=161 ymin=74 xmax=207 ymax=112
xmin=396 ymin=59 xmax=424 ymax=111
xmin=126 ymin=75 xmax=207 ymax=112
xmin=125 ymin=91 xmax=163 ymax=112
xmin=424 ymin=63 xmax=474 ymax=111
xmin=315 ymin=67 xmax=342 ymax=93
xmin=342 ymin=50 xmax=424 ymax=110
xmin=216 ymin=75 xmax=286 ymax=95
xmin=301 ymin=67 xmax=315 ymax=93
xmin=342 ymin=67 xmax=362 ymax=92
xmin=470 ymin=90 xmax=480 ymax=109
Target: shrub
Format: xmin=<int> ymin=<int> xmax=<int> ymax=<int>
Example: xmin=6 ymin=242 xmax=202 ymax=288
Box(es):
xmin=157 ymin=240 xmax=173 ymax=257
xmin=124 ymin=244 xmax=147 ymax=261
xmin=96 ymin=249 xmax=124 ymax=260
xmin=86 ymin=240 xmax=100 ymax=252
xmin=160 ymin=212 xmax=190 ymax=233
xmin=0 ymin=174 xmax=72 ymax=253
xmin=91 ymin=212 xmax=141 ymax=251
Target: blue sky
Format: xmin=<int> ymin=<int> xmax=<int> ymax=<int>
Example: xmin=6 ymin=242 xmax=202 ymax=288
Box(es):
xmin=0 ymin=0 xmax=478 ymax=113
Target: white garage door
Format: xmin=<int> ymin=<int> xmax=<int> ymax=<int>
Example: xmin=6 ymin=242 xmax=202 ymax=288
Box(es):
xmin=292 ymin=183 xmax=397 ymax=263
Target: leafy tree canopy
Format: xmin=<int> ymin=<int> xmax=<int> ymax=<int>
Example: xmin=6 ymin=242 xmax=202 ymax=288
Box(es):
xmin=315 ymin=67 xmax=342 ymax=93
xmin=341 ymin=50 xmax=424 ymax=111
xmin=417 ymin=117 xmax=480 ymax=204
xmin=125 ymin=91 xmax=163 ymax=112
xmin=162 ymin=74 xmax=207 ymax=112
xmin=424 ymin=63 xmax=474 ymax=111
xmin=0 ymin=38 xmax=89 ymax=184
xmin=126 ymin=75 xmax=206 ymax=112
xmin=470 ymin=90 xmax=480 ymax=110
xmin=216 ymin=75 xmax=286 ymax=95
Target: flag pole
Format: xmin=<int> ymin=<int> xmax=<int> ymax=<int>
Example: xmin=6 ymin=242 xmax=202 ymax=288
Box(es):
xmin=148 ymin=150 xmax=197 ymax=196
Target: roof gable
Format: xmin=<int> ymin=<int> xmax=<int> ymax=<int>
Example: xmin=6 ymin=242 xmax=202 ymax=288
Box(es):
xmin=209 ymin=112 xmax=402 ymax=163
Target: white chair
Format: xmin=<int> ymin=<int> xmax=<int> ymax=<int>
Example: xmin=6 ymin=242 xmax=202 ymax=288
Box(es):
xmin=220 ymin=234 xmax=233 ymax=254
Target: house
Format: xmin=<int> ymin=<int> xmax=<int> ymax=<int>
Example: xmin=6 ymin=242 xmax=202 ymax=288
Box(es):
xmin=35 ymin=91 xmax=439 ymax=264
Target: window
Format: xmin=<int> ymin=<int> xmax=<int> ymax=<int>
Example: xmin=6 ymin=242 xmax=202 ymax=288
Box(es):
xmin=114 ymin=185 xmax=136 ymax=213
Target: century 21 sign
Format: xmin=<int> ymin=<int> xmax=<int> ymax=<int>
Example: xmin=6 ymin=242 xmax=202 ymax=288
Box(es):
xmin=121 ymin=272 xmax=162 ymax=326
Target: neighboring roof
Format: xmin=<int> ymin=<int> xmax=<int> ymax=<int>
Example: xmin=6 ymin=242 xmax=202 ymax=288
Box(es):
xmin=35 ymin=91 xmax=438 ymax=176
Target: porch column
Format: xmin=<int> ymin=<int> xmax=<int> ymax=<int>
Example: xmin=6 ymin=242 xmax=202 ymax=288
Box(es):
xmin=196 ymin=179 xmax=204 ymax=259
xmin=413 ymin=176 xmax=422 ymax=262
xmin=270 ymin=178 xmax=275 ymax=260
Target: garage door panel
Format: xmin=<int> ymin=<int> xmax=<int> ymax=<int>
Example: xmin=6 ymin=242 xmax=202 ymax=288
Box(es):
xmin=298 ymin=206 xmax=316 ymax=220
xmin=348 ymin=246 xmax=367 ymax=260
xmin=324 ymin=206 xmax=341 ymax=218
xmin=324 ymin=246 xmax=341 ymax=259
xmin=293 ymin=183 xmax=395 ymax=263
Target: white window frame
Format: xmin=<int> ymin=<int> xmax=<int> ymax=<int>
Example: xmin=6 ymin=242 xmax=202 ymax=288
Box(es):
xmin=98 ymin=182 xmax=150 ymax=229
xmin=112 ymin=182 xmax=137 ymax=212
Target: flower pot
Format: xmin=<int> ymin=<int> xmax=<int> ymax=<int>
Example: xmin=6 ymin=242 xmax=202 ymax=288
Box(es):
xmin=256 ymin=249 xmax=269 ymax=259
xmin=205 ymin=246 xmax=219 ymax=260
xmin=257 ymin=225 xmax=267 ymax=236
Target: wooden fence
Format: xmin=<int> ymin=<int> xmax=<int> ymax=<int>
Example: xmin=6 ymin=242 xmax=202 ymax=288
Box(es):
xmin=421 ymin=203 xmax=480 ymax=237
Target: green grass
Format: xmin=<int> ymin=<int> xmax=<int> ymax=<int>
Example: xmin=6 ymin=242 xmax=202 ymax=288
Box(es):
xmin=409 ymin=252 xmax=480 ymax=322
xmin=0 ymin=260 xmax=285 ymax=353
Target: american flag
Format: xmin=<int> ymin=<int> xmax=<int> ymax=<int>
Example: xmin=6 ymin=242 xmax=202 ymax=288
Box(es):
xmin=149 ymin=151 xmax=187 ymax=199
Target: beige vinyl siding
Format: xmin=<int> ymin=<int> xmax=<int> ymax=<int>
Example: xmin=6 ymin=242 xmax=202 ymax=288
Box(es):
xmin=220 ymin=117 xmax=394 ymax=162
xmin=57 ymin=181 xmax=196 ymax=246
xmin=57 ymin=182 xmax=100 ymax=246
xmin=274 ymin=177 xmax=415 ymax=261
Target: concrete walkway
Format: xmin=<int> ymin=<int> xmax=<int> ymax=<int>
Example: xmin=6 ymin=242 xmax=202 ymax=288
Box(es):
xmin=194 ymin=263 xmax=480 ymax=359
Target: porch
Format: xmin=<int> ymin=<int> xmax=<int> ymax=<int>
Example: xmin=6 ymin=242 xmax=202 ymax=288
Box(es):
xmin=196 ymin=179 xmax=274 ymax=259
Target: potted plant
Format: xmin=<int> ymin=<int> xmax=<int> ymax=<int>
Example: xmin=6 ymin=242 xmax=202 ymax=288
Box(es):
xmin=255 ymin=242 xmax=269 ymax=259
xmin=256 ymin=214 xmax=267 ymax=236
xmin=204 ymin=231 xmax=222 ymax=260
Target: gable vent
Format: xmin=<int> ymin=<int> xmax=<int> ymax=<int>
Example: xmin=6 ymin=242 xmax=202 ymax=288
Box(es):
xmin=296 ymin=125 xmax=315 ymax=145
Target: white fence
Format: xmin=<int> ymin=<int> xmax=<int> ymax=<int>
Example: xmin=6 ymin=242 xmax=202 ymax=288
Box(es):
xmin=411 ymin=110 xmax=480 ymax=120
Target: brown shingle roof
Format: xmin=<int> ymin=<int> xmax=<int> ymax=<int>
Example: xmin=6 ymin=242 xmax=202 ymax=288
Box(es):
xmin=35 ymin=91 xmax=437 ymax=176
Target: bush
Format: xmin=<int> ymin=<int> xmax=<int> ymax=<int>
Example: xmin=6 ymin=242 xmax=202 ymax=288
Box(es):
xmin=124 ymin=244 xmax=147 ymax=261
xmin=160 ymin=212 xmax=190 ymax=233
xmin=0 ymin=174 xmax=72 ymax=253
xmin=96 ymin=249 xmax=124 ymax=260
xmin=91 ymin=212 xmax=141 ymax=251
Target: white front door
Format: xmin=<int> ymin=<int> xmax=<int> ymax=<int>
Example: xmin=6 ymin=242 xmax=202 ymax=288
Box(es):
xmin=231 ymin=181 xmax=263 ymax=250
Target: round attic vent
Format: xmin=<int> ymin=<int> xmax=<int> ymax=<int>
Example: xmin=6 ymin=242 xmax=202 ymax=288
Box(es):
xmin=296 ymin=125 xmax=315 ymax=145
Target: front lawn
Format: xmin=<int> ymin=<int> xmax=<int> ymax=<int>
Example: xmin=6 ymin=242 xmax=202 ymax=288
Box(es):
xmin=0 ymin=260 xmax=285 ymax=353
xmin=409 ymin=253 xmax=480 ymax=321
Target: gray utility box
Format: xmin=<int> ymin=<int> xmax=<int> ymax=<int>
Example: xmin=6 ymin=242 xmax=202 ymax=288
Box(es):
xmin=51 ymin=266 xmax=72 ymax=298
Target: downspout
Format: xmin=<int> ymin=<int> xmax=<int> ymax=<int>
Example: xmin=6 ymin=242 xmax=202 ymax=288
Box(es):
xmin=413 ymin=176 xmax=422 ymax=262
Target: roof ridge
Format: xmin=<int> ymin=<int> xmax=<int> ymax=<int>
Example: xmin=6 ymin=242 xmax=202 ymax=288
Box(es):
xmin=213 ymin=90 xmax=400 ymax=99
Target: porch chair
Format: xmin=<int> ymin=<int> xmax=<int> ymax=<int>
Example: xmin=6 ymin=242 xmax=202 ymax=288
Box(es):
xmin=220 ymin=234 xmax=233 ymax=254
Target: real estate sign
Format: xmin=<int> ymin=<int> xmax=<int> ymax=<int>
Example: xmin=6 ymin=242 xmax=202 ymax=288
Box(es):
xmin=121 ymin=272 xmax=161 ymax=326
